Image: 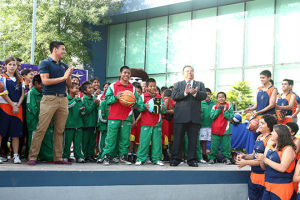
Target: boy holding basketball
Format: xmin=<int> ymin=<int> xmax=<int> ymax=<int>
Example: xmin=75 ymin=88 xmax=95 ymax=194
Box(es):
xmin=135 ymin=78 xmax=166 ymax=166
xmin=81 ymin=81 xmax=99 ymax=161
xmin=208 ymin=92 xmax=234 ymax=165
xmin=102 ymin=66 xmax=140 ymax=165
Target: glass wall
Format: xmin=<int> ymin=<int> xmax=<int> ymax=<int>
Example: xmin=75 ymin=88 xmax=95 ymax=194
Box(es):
xmin=106 ymin=0 xmax=300 ymax=93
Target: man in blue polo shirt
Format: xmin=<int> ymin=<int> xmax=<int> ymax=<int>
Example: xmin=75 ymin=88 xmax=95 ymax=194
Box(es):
xmin=27 ymin=41 xmax=73 ymax=165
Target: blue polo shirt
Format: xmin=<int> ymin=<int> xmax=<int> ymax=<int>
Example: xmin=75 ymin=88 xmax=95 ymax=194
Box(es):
xmin=38 ymin=57 xmax=68 ymax=95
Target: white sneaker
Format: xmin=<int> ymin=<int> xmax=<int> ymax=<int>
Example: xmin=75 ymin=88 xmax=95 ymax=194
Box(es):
xmin=135 ymin=160 xmax=142 ymax=166
xmin=63 ymin=158 xmax=68 ymax=162
xmin=96 ymin=158 xmax=102 ymax=163
xmin=0 ymin=158 xmax=3 ymax=164
xmin=155 ymin=161 xmax=164 ymax=166
xmin=112 ymin=157 xmax=120 ymax=164
xmin=103 ymin=158 xmax=110 ymax=166
xmin=146 ymin=158 xmax=152 ymax=164
xmin=13 ymin=155 xmax=21 ymax=164
xmin=77 ymin=158 xmax=85 ymax=163
xmin=0 ymin=157 xmax=8 ymax=162
xmin=199 ymin=159 xmax=207 ymax=164
xmin=119 ymin=156 xmax=132 ymax=165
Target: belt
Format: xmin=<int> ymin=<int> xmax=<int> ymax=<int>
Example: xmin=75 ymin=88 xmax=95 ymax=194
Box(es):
xmin=47 ymin=93 xmax=67 ymax=97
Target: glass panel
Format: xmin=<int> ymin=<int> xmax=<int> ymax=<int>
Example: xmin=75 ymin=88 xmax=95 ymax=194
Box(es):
xmin=167 ymin=12 xmax=192 ymax=73
xmin=216 ymin=85 xmax=232 ymax=93
xmin=105 ymin=77 xmax=119 ymax=84
xmin=146 ymin=16 xmax=168 ymax=74
xmin=167 ymin=70 xmax=215 ymax=91
xmin=245 ymin=0 xmax=274 ymax=66
xmin=194 ymin=70 xmax=215 ymax=92
xmin=274 ymin=64 xmax=300 ymax=92
xmin=192 ymin=8 xmax=217 ymax=70
xmin=106 ymin=24 xmax=126 ymax=77
xmin=244 ymin=66 xmax=272 ymax=96
xmin=125 ymin=20 xmax=146 ymax=68
xmin=216 ymin=69 xmax=243 ymax=91
xmin=275 ymin=0 xmax=300 ymax=64
xmin=217 ymin=3 xmax=244 ymax=68
xmin=148 ymin=74 xmax=166 ymax=89
xmin=167 ymin=73 xmax=182 ymax=87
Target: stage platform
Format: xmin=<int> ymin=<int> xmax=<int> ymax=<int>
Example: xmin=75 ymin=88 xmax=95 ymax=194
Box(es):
xmin=0 ymin=162 xmax=250 ymax=200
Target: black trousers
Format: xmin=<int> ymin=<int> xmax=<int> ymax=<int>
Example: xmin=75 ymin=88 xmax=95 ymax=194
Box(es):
xmin=171 ymin=122 xmax=200 ymax=162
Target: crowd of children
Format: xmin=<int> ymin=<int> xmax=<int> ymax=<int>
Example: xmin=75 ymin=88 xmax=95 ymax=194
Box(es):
xmin=1 ymin=59 xmax=300 ymax=176
xmin=0 ymin=59 xmax=230 ymax=166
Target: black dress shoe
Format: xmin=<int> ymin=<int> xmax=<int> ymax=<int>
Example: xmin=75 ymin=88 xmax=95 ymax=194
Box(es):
xmin=170 ymin=159 xmax=180 ymax=166
xmin=187 ymin=160 xmax=198 ymax=167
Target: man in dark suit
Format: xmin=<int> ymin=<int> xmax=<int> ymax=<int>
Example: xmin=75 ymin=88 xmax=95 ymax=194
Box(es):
xmin=170 ymin=65 xmax=207 ymax=167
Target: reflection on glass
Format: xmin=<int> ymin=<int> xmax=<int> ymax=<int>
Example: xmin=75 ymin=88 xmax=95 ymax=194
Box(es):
xmin=125 ymin=20 xmax=146 ymax=68
xmin=106 ymin=24 xmax=126 ymax=77
xmin=194 ymin=70 xmax=215 ymax=91
xmin=245 ymin=0 xmax=274 ymax=66
xmin=192 ymin=8 xmax=217 ymax=71
xmin=274 ymin=65 xmax=300 ymax=91
xmin=106 ymin=77 xmax=119 ymax=84
xmin=216 ymin=69 xmax=243 ymax=91
xmin=146 ymin=17 xmax=168 ymax=74
xmin=148 ymin=74 xmax=166 ymax=88
xmin=167 ymin=12 xmax=192 ymax=73
xmin=275 ymin=0 xmax=300 ymax=64
xmin=167 ymin=73 xmax=181 ymax=87
xmin=217 ymin=3 xmax=244 ymax=68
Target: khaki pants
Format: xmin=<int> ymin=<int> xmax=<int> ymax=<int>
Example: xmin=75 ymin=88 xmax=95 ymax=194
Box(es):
xmin=29 ymin=95 xmax=68 ymax=161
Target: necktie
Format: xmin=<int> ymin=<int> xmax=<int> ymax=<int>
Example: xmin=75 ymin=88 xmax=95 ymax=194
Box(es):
xmin=187 ymin=81 xmax=191 ymax=89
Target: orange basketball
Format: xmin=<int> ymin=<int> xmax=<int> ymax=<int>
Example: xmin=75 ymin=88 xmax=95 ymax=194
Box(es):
xmin=119 ymin=90 xmax=136 ymax=107
xmin=249 ymin=118 xmax=259 ymax=132
xmin=0 ymin=81 xmax=5 ymax=93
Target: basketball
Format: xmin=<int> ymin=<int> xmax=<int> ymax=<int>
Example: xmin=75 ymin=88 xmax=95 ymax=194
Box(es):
xmin=119 ymin=90 xmax=136 ymax=107
xmin=249 ymin=118 xmax=259 ymax=132
xmin=0 ymin=81 xmax=5 ymax=93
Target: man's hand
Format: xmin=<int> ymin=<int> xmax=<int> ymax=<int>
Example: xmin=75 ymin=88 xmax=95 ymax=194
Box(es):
xmin=63 ymin=66 xmax=74 ymax=80
xmin=185 ymin=83 xmax=191 ymax=94
xmin=190 ymin=87 xmax=198 ymax=95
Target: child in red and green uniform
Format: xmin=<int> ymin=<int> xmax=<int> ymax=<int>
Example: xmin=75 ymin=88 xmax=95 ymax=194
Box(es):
xmin=161 ymin=89 xmax=174 ymax=161
xmin=135 ymin=78 xmax=166 ymax=166
xmin=27 ymin=75 xmax=54 ymax=162
xmin=102 ymin=66 xmax=140 ymax=165
xmin=128 ymin=82 xmax=143 ymax=163
xmin=81 ymin=81 xmax=99 ymax=161
xmin=96 ymin=97 xmax=110 ymax=162
xmin=96 ymin=82 xmax=121 ymax=163
xmin=62 ymin=83 xmax=85 ymax=163
xmin=200 ymin=88 xmax=216 ymax=160
xmin=208 ymin=92 xmax=234 ymax=165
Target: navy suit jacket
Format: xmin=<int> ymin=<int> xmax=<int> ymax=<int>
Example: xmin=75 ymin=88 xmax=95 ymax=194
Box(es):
xmin=172 ymin=80 xmax=207 ymax=124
